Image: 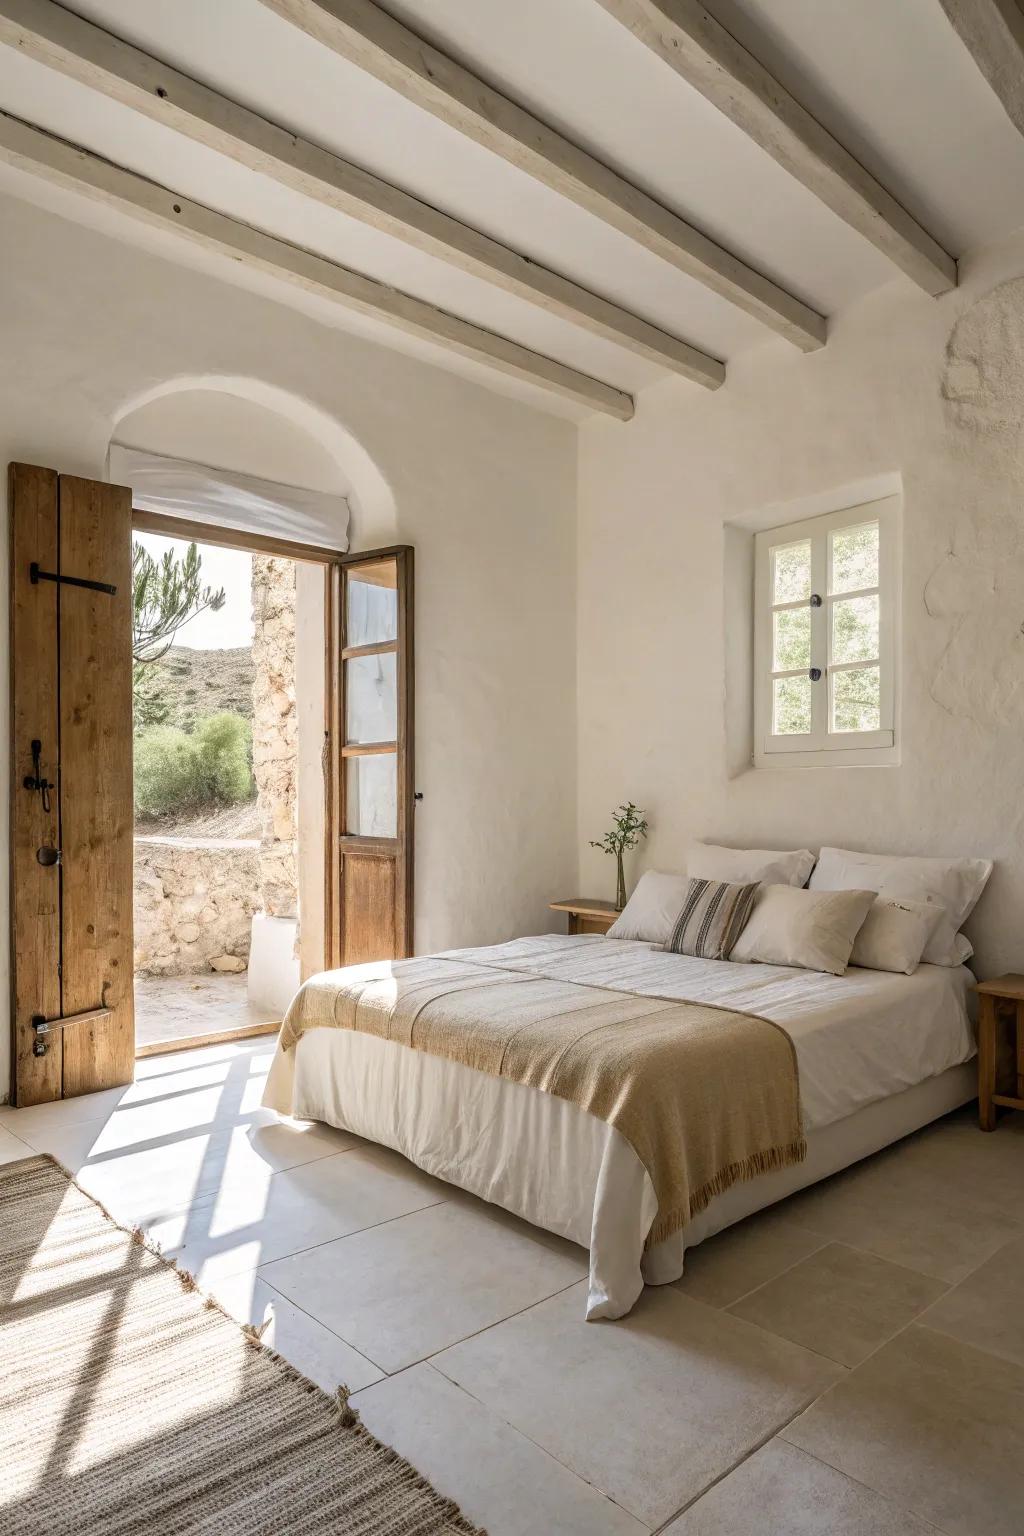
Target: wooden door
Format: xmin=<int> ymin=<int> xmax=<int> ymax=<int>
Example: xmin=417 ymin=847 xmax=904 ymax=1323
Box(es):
xmin=9 ymin=464 xmax=134 ymax=1106
xmin=327 ymin=546 xmax=414 ymax=968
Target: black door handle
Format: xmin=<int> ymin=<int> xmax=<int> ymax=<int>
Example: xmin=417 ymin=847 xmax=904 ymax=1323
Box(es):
xmin=24 ymin=740 xmax=54 ymax=814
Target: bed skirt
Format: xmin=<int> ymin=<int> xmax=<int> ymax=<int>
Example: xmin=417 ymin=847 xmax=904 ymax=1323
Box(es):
xmin=263 ymin=1028 xmax=974 ymax=1320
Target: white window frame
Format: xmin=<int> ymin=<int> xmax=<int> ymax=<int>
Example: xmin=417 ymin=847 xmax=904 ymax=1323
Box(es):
xmin=754 ymin=496 xmax=899 ymax=768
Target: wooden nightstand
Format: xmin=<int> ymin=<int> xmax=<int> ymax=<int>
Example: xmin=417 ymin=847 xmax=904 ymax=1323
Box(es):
xmin=549 ymin=898 xmax=619 ymax=936
xmin=974 ymin=975 xmax=1024 ymax=1131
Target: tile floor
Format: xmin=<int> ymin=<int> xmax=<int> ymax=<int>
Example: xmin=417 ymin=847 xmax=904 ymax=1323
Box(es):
xmin=2 ymin=1039 xmax=1023 ymax=1535
xmin=134 ymin=972 xmax=279 ymax=1050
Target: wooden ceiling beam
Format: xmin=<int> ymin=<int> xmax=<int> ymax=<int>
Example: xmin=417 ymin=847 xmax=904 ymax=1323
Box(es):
xmin=0 ymin=0 xmax=722 ymax=389
xmin=258 ymin=0 xmax=827 ymax=351
xmin=595 ymin=0 xmax=957 ymax=296
xmin=936 ymin=0 xmax=1024 ymax=140
xmin=0 ymin=112 xmax=635 ymax=419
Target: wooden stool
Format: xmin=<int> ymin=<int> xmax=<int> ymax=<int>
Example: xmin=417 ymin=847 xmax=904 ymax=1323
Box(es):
xmin=974 ymin=975 xmax=1024 ymax=1131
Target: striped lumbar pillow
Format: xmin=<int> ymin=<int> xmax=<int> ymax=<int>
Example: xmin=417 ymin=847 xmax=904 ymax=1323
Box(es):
xmin=663 ymin=877 xmax=760 ymax=961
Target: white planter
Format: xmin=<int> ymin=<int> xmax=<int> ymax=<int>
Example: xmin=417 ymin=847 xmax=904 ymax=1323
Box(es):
xmin=246 ymin=912 xmax=301 ymax=1016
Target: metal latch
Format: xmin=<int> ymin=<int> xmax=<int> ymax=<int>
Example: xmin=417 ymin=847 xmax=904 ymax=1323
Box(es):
xmin=24 ymin=740 xmax=54 ymax=814
xmin=31 ymin=1006 xmax=113 ymax=1057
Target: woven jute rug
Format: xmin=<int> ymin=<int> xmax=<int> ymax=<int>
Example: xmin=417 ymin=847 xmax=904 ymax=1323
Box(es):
xmin=0 ymin=1155 xmax=485 ymax=1536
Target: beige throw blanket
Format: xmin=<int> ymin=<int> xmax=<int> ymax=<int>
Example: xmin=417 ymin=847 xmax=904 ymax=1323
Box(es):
xmin=281 ymin=954 xmax=805 ymax=1245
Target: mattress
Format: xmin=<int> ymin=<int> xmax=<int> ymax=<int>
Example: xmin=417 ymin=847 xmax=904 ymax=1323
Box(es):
xmin=263 ymin=935 xmax=976 ymax=1318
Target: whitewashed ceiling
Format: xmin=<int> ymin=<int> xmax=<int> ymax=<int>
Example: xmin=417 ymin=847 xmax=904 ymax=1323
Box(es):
xmin=1 ymin=0 xmax=1023 ymax=419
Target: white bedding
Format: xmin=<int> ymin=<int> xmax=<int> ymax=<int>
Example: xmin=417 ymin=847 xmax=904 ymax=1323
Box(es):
xmin=263 ymin=935 xmax=975 ymax=1319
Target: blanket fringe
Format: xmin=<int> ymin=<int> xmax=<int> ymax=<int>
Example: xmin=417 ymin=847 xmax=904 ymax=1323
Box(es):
xmin=646 ymin=1137 xmax=808 ymax=1248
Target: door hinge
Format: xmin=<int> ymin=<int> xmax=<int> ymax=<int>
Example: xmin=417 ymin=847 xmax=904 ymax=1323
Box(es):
xmin=30 ymin=562 xmax=117 ymax=596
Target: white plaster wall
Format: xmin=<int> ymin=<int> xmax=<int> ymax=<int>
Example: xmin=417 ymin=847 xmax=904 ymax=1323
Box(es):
xmin=0 ymin=193 xmax=577 ymax=1098
xmin=577 ymin=233 xmax=1024 ymax=978
xmin=295 ymin=563 xmax=327 ymax=982
xmin=113 ymin=389 xmax=351 ymax=499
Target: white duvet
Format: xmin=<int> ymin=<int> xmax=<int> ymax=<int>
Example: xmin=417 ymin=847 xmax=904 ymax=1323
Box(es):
xmin=263 ymin=935 xmax=974 ymax=1318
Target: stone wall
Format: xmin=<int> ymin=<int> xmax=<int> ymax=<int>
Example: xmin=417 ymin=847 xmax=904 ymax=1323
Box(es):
xmin=251 ymin=555 xmax=298 ymax=918
xmin=134 ymin=837 xmax=260 ymax=976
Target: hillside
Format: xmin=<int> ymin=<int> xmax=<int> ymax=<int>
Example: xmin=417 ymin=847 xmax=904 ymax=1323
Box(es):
xmin=133 ymin=644 xmax=259 ymax=838
xmin=141 ymin=645 xmax=255 ymax=732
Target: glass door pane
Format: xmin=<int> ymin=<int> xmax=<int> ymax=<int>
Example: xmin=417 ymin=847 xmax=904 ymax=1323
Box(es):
xmin=346 ymin=558 xmax=398 ymax=647
xmin=345 ymin=652 xmax=397 ymax=744
xmin=345 ymin=753 xmax=397 ymax=836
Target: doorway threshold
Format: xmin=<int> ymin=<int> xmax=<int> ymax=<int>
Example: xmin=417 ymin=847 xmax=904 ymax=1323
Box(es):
xmin=134 ymin=972 xmax=280 ymax=1058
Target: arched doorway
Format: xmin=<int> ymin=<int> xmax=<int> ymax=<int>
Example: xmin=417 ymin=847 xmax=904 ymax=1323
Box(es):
xmin=108 ymin=382 xmax=408 ymax=1053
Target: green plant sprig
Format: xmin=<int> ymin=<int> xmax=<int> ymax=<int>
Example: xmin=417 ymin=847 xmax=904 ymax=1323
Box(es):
xmin=589 ymin=802 xmax=649 ymax=857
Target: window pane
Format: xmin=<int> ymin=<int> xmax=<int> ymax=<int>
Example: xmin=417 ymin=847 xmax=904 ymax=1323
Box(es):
xmin=773 ymin=607 xmax=811 ymax=671
xmin=831 ymin=523 xmax=878 ymax=594
xmin=347 ymin=560 xmax=397 ymax=647
xmin=346 ymin=652 xmax=397 ymax=744
xmin=773 ymin=675 xmax=812 ymax=736
xmin=772 ymin=541 xmax=811 ymax=604
xmin=832 ymin=667 xmax=880 ymax=733
xmin=345 ymin=752 xmax=396 ymax=835
xmin=832 ymin=594 xmax=879 ymax=664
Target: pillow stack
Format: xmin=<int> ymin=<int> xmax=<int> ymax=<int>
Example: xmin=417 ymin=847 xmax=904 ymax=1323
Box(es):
xmin=607 ymin=844 xmax=812 ymax=948
xmin=605 ymin=841 xmax=992 ymax=978
xmin=809 ymin=847 xmax=992 ymax=967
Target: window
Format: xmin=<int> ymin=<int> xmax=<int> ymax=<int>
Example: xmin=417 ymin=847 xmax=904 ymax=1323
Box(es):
xmin=754 ymin=498 xmax=898 ymax=766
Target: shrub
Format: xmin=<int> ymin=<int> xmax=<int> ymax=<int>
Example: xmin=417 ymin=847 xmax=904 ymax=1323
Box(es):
xmin=135 ymin=711 xmax=253 ymax=819
xmin=193 ymin=712 xmax=254 ymax=807
xmin=134 ymin=725 xmax=200 ymax=817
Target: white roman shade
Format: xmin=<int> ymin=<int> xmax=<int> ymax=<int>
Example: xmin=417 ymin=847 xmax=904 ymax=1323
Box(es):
xmin=108 ymin=445 xmax=350 ymax=551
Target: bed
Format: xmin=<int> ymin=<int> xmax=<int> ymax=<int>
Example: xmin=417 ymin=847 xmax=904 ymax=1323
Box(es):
xmin=263 ymin=932 xmax=976 ymax=1319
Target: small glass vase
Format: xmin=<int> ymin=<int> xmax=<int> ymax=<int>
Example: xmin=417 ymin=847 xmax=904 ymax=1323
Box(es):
xmin=615 ymin=852 xmax=627 ymax=911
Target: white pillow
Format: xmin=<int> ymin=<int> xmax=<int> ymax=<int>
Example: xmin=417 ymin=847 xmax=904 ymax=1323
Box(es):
xmin=809 ymin=847 xmax=992 ymax=966
xmin=730 ymin=885 xmax=875 ymax=976
xmin=606 ymin=871 xmax=689 ymax=944
xmin=686 ymin=843 xmax=815 ymax=888
xmin=850 ymin=896 xmax=943 ymax=975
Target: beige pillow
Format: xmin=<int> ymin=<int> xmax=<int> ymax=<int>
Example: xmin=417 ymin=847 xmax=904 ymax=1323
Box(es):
xmin=730 ymin=885 xmax=875 ymax=976
xmin=850 ymin=896 xmax=943 ymax=975
xmin=606 ymin=871 xmax=690 ymax=944
xmin=687 ymin=842 xmax=815 ymax=888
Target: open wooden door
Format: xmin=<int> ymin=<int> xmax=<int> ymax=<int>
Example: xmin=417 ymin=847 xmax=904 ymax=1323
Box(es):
xmin=9 ymin=464 xmax=134 ymax=1106
xmin=326 ymin=546 xmax=414 ymax=968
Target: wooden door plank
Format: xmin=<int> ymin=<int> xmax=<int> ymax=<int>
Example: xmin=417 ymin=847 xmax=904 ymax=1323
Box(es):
xmin=58 ymin=475 xmax=134 ymax=1096
xmin=341 ymin=853 xmax=396 ymax=964
xmin=9 ymin=462 xmax=62 ymax=1106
